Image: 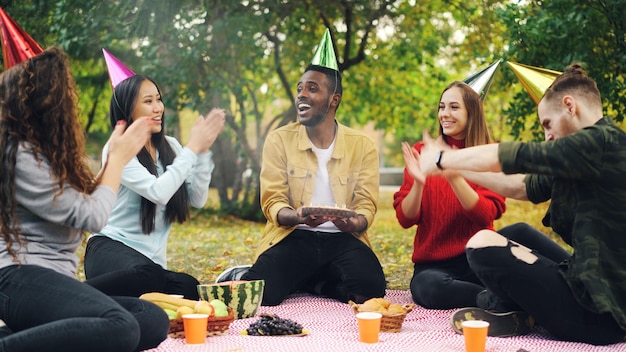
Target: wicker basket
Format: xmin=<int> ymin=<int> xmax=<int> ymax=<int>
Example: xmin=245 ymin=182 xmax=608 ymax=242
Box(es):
xmin=348 ymin=301 xmax=415 ymax=333
xmin=168 ymin=307 xmax=235 ymax=338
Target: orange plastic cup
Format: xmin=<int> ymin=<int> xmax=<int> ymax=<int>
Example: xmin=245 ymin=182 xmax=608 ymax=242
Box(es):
xmin=462 ymin=320 xmax=489 ymax=352
xmin=182 ymin=313 xmax=209 ymax=344
xmin=356 ymin=312 xmax=382 ymax=343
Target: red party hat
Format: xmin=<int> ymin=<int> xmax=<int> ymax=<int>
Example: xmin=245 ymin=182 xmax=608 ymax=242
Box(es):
xmin=102 ymin=48 xmax=136 ymax=88
xmin=0 ymin=7 xmax=43 ymax=69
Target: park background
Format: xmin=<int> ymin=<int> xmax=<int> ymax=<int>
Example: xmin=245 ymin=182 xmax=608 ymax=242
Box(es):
xmin=3 ymin=0 xmax=624 ymax=289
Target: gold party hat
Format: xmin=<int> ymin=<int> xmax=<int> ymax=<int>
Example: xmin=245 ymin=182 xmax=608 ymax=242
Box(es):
xmin=507 ymin=61 xmax=561 ymax=104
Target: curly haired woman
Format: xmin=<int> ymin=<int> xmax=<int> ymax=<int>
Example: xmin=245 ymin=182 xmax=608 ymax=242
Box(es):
xmin=0 ymin=46 xmax=168 ymax=352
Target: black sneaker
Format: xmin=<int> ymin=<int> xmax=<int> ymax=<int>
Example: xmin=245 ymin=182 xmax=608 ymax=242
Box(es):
xmin=451 ymin=307 xmax=535 ymax=337
xmin=476 ymin=289 xmax=521 ymax=312
xmin=215 ymin=264 xmax=252 ymax=283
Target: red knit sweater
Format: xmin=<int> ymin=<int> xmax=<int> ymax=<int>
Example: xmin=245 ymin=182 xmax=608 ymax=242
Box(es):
xmin=393 ymin=138 xmax=506 ymax=264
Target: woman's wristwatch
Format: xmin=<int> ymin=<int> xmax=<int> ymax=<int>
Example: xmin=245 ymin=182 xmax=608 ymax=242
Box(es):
xmin=435 ymin=150 xmax=444 ymax=170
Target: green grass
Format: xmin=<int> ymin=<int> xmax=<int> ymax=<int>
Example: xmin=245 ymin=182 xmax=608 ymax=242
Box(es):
xmin=163 ymin=189 xmax=566 ymax=290
xmin=77 ymin=189 xmax=565 ymax=290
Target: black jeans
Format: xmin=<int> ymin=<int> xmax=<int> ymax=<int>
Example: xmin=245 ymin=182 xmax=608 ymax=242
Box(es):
xmin=468 ymin=222 xmax=625 ymax=345
xmin=0 ymin=265 xmax=168 ymax=352
xmin=243 ymin=229 xmax=386 ymax=306
xmin=84 ymin=236 xmax=200 ymax=299
xmin=410 ymin=254 xmax=484 ymax=309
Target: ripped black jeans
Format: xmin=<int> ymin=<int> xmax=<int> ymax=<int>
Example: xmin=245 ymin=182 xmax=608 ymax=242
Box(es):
xmin=467 ymin=223 xmax=625 ymax=345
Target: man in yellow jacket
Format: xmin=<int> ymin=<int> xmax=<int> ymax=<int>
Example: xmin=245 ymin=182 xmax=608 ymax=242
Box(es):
xmin=216 ymin=29 xmax=386 ymax=306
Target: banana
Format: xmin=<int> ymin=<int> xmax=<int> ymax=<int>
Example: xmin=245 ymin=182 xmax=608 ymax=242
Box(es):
xmin=152 ymin=301 xmax=180 ymax=311
xmin=139 ymin=292 xmax=198 ymax=310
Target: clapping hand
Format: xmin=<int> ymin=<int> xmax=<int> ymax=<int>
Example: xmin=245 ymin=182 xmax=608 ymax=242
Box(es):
xmin=97 ymin=117 xmax=157 ymax=184
xmin=401 ymin=141 xmax=426 ymax=185
xmin=187 ymin=108 xmax=226 ymax=153
xmin=419 ymin=130 xmax=451 ymax=176
xmin=107 ymin=117 xmax=156 ymax=165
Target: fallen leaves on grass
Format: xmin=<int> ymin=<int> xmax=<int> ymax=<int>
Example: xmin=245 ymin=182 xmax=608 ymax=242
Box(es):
xmin=77 ymin=191 xmax=560 ymax=291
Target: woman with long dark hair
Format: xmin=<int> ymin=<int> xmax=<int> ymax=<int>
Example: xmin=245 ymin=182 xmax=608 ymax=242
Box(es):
xmin=84 ymin=74 xmax=224 ymax=299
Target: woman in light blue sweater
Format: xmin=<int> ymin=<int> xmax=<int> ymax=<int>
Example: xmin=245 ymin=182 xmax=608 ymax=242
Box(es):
xmin=0 ymin=47 xmax=168 ymax=352
xmin=84 ymin=74 xmax=225 ymax=299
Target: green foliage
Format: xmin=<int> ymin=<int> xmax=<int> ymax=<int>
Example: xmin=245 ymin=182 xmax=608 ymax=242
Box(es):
xmin=498 ymin=0 xmax=626 ymax=140
xmin=2 ymin=0 xmax=510 ymax=213
xmin=5 ymin=0 xmax=624 ymax=215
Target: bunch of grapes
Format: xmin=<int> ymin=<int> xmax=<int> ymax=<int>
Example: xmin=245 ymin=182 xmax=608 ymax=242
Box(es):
xmin=246 ymin=314 xmax=304 ymax=336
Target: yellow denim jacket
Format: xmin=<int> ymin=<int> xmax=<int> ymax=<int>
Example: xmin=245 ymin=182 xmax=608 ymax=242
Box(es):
xmin=257 ymin=121 xmax=379 ymax=259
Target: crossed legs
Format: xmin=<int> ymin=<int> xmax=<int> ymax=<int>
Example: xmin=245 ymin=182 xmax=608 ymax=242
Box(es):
xmin=464 ymin=224 xmax=624 ymax=345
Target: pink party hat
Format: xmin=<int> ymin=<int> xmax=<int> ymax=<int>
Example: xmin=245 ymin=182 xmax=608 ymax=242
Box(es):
xmin=102 ymin=48 xmax=135 ymax=88
xmin=0 ymin=7 xmax=43 ymax=69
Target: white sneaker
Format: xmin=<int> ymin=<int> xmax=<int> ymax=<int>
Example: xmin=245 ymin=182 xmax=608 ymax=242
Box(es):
xmin=215 ymin=264 xmax=252 ymax=283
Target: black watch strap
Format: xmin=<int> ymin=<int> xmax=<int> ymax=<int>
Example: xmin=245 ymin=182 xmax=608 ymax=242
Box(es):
xmin=435 ymin=150 xmax=444 ymax=170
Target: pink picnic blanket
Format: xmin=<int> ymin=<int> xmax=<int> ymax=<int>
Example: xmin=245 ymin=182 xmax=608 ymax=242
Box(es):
xmin=145 ymin=290 xmax=626 ymax=352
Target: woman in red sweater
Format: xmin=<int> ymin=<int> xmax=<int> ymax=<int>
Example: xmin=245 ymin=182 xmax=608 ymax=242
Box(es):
xmin=393 ymin=81 xmax=506 ymax=309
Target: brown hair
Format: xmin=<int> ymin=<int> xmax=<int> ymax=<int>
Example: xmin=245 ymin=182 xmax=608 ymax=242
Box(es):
xmin=438 ymin=81 xmax=491 ymax=147
xmin=542 ymin=63 xmax=601 ymax=105
xmin=0 ymin=46 xmax=95 ymax=261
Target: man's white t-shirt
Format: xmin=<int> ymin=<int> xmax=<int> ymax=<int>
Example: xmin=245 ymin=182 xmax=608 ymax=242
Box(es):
xmin=297 ymin=138 xmax=341 ymax=232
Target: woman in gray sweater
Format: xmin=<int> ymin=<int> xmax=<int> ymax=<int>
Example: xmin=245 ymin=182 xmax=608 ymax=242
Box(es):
xmin=0 ymin=47 xmax=169 ymax=352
